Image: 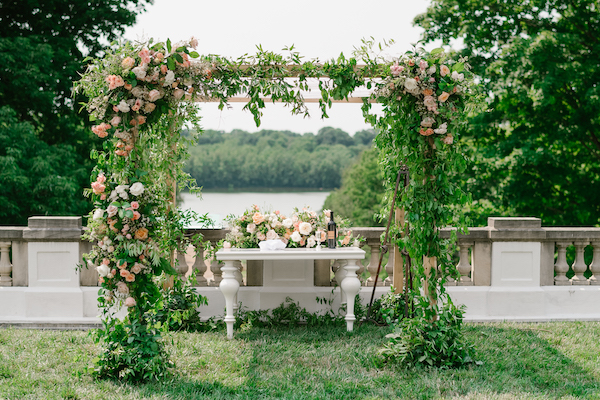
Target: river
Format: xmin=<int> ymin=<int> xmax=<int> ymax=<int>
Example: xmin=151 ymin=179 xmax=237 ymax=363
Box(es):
xmin=180 ymin=191 xmax=331 ymax=228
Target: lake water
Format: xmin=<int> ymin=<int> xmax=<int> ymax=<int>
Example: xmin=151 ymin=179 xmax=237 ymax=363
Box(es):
xmin=180 ymin=191 xmax=331 ymax=228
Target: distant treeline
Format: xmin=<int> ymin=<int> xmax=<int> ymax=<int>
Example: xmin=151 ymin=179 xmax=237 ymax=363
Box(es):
xmin=185 ymin=127 xmax=375 ymax=189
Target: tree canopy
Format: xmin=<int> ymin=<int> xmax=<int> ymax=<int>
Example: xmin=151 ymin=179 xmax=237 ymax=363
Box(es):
xmin=415 ymin=0 xmax=600 ymax=226
xmin=0 ymin=0 xmax=151 ymax=224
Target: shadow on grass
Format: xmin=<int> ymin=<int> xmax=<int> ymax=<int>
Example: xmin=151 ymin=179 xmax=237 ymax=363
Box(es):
xmin=125 ymin=323 xmax=600 ymax=399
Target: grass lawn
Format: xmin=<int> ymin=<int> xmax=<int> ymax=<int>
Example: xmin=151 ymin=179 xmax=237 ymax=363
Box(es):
xmin=0 ymin=322 xmax=599 ymax=399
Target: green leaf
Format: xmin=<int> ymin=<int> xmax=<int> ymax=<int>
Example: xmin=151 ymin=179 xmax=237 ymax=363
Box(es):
xmin=124 ymin=209 xmax=134 ymax=219
xmin=174 ymin=53 xmax=184 ymax=64
xmin=452 ymin=62 xmax=464 ymax=73
xmin=166 ymin=38 xmax=172 ymax=53
xmin=189 ymin=51 xmax=199 ymax=58
xmin=167 ymin=57 xmax=176 ymax=70
xmin=430 ymin=48 xmax=444 ymax=56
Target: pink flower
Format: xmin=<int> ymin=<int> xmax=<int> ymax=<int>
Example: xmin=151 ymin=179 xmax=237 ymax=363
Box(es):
xmin=257 ymin=232 xmax=266 ymax=241
xmin=130 ymin=201 xmax=139 ymax=209
xmin=110 ymin=116 xmax=121 ymax=126
xmin=126 ymin=233 xmax=132 ymax=239
xmin=419 ymin=59 xmax=428 ymax=70
xmin=121 ymin=57 xmax=135 ymax=70
xmin=138 ymin=48 xmax=151 ymax=64
xmin=137 ymin=115 xmax=146 ymax=125
xmin=419 ymin=128 xmax=435 ymax=137
xmin=148 ymin=89 xmax=161 ymax=102
xmin=131 ymin=98 xmax=143 ymax=112
xmin=222 ymin=241 xmax=232 ymax=249
xmin=91 ymin=181 xmax=106 ymax=195
xmin=91 ymin=122 xmax=111 ymax=138
xmin=100 ymin=194 xmax=106 ymax=200
xmin=106 ymin=75 xmax=125 ymax=90
xmin=116 ymin=281 xmax=129 ymax=294
xmin=154 ymin=52 xmax=164 ymax=63
xmin=132 ymin=211 xmax=141 ymax=220
xmin=390 ymin=62 xmax=404 ymax=76
xmin=266 ymin=229 xmax=278 ymax=240
xmin=120 ymin=269 xmax=130 ymax=278
xmin=125 ymin=297 xmax=136 ymax=307
xmin=131 ymin=263 xmax=143 ymax=274
xmin=246 ymin=223 xmax=256 ymax=233
xmin=117 ymin=260 xmax=128 ymax=270
xmin=160 ymin=65 xmax=168 ymax=74
xmin=423 ymin=95 xmax=436 ymax=108
xmin=190 ymin=36 xmax=198 ymax=49
xmin=106 ymin=205 xmax=118 ymax=217
xmin=125 ymin=273 xmax=135 ymax=282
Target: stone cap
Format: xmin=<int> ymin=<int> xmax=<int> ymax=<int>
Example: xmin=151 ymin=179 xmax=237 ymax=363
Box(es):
xmin=23 ymin=216 xmax=83 ymax=241
xmin=488 ymin=217 xmax=542 ymax=229
xmin=0 ymin=227 xmax=25 ymax=240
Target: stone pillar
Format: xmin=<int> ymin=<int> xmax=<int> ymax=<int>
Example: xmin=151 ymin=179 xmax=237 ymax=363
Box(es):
xmin=472 ymin=241 xmax=492 ymax=286
xmin=384 ymin=244 xmax=394 ymax=286
xmin=210 ymin=259 xmax=224 ymax=286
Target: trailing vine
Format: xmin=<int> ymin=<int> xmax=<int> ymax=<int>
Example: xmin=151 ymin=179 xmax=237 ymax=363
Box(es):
xmin=75 ymin=37 xmax=480 ymax=381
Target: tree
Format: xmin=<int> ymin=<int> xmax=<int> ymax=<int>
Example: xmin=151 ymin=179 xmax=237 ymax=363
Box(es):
xmin=415 ymin=0 xmax=600 ymax=226
xmin=0 ymin=0 xmax=152 ymax=224
xmin=324 ymin=147 xmax=385 ymax=227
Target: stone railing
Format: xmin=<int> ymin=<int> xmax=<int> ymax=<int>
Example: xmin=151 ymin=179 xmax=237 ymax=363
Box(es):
xmin=2 ymin=216 xmax=600 ymax=289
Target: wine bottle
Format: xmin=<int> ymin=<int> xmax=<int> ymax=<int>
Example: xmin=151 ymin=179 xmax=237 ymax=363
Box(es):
xmin=327 ymin=211 xmax=337 ymax=249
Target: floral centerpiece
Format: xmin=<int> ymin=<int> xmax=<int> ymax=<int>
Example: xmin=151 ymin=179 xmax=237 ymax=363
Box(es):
xmin=220 ymin=205 xmax=360 ymax=250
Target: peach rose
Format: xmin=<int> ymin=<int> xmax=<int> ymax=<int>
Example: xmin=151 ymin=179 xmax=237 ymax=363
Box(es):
xmin=125 ymin=297 xmax=136 ymax=307
xmin=121 ymin=57 xmax=135 ymax=70
xmin=135 ymin=227 xmax=149 ymax=240
xmin=438 ymin=92 xmax=450 ymax=102
xmin=440 ymin=65 xmax=450 ymax=77
xmin=131 ymin=263 xmax=143 ymax=274
xmin=125 ymin=274 xmax=135 ymax=282
xmin=252 ymin=213 xmax=265 ymax=224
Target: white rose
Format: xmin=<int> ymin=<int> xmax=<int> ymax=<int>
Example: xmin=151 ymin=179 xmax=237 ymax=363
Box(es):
xmin=404 ymin=78 xmax=418 ymax=92
xmin=307 ymin=236 xmax=316 ymax=248
xmin=130 ymin=182 xmax=145 ymax=196
xmin=298 ymin=222 xmax=312 ymax=236
xmin=222 ymin=241 xmax=232 ymax=249
xmin=266 ymin=229 xmax=278 ymax=241
xmin=116 ymin=100 xmax=130 ymax=113
xmin=291 ymin=231 xmax=302 ymax=243
xmin=96 ymin=264 xmax=110 ymax=277
xmin=163 ymin=70 xmax=175 ymax=87
xmin=427 ymin=65 xmax=436 ymax=75
xmin=132 ymin=64 xmax=147 ymax=80
xmin=93 ymin=208 xmax=105 ymax=220
xmin=246 ymin=223 xmax=256 ymax=234
xmin=434 ymin=122 xmax=448 ymax=135
xmin=282 ymin=218 xmax=293 ymax=229
xmin=451 ymin=71 xmax=464 ymax=81
xmin=131 ymin=86 xmax=145 ymax=98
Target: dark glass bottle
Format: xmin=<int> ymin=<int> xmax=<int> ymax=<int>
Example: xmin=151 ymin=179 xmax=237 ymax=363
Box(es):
xmin=327 ymin=211 xmax=337 ymax=249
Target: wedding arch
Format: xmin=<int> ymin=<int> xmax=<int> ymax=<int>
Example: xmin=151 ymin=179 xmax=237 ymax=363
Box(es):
xmin=75 ymin=37 xmax=478 ymax=381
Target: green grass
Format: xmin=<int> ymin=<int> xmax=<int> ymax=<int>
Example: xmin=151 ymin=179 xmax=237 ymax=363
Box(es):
xmin=0 ymin=322 xmax=599 ymax=399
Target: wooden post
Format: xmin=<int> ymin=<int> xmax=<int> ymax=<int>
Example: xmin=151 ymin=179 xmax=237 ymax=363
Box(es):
xmin=423 ymin=255 xmax=437 ymax=307
xmin=393 ymin=207 xmax=404 ymax=294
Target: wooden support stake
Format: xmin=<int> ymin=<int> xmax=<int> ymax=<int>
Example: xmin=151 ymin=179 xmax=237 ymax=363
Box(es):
xmin=393 ymin=207 xmax=404 ymax=294
xmin=423 ymin=256 xmax=437 ymax=307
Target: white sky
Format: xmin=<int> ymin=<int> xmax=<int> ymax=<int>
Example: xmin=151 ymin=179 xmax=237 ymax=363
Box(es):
xmin=125 ymin=0 xmax=433 ymax=135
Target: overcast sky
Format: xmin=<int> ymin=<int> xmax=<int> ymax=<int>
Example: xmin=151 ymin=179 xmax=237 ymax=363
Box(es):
xmin=124 ymin=0 xmax=433 ymax=135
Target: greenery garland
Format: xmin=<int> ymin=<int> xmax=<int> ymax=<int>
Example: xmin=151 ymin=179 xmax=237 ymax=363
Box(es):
xmin=75 ymin=37 xmax=479 ymax=381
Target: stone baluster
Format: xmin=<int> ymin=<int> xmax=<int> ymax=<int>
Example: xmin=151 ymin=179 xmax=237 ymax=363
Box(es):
xmin=554 ymin=242 xmax=572 ymax=285
xmin=176 ymin=247 xmax=189 ymax=277
xmin=365 ymin=239 xmax=380 ymax=286
xmin=384 ymin=243 xmax=394 ymax=286
xmin=210 ymin=259 xmax=224 ymax=286
xmin=0 ymin=242 xmax=12 ymax=287
xmin=589 ymin=241 xmax=600 ymax=285
xmin=444 ymin=252 xmax=457 ymax=286
xmin=233 ymin=260 xmax=244 ymax=286
xmin=456 ymin=241 xmax=474 ymax=285
xmin=192 ymin=243 xmax=208 ymax=286
xmin=571 ymin=241 xmax=590 ymax=285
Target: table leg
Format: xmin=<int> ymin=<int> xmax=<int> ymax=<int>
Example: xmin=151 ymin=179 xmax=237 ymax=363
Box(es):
xmin=220 ymin=260 xmax=240 ymax=339
xmin=341 ymin=259 xmax=361 ymax=331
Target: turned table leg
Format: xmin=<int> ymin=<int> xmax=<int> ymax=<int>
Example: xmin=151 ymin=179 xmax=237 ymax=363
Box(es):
xmin=341 ymin=259 xmax=361 ymax=332
xmin=220 ymin=260 xmax=240 ymax=339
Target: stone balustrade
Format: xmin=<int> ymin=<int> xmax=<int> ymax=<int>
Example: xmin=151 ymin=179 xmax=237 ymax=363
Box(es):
xmin=2 ymin=216 xmax=600 ymax=324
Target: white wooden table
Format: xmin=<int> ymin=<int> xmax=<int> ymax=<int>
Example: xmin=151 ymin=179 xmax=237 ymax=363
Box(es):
xmin=215 ymin=247 xmax=366 ymax=339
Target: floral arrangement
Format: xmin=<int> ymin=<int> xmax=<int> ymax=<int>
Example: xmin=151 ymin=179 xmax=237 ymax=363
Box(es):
xmin=221 ymin=205 xmax=360 ymax=250
xmin=374 ymin=48 xmax=474 ymax=146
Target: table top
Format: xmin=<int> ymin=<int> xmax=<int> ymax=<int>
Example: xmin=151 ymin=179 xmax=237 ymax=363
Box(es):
xmin=216 ymin=246 xmax=365 ymax=261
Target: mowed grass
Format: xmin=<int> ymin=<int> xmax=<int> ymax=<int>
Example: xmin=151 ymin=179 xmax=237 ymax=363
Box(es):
xmin=0 ymin=322 xmax=599 ymax=399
